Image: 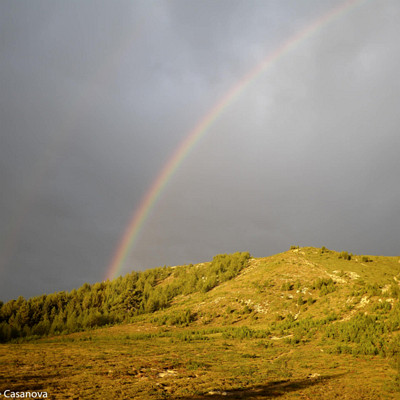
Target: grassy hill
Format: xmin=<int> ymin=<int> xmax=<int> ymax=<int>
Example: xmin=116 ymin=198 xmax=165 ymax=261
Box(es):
xmin=1 ymin=246 xmax=400 ymax=399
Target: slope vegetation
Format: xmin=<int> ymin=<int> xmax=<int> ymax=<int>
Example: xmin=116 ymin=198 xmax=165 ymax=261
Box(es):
xmin=1 ymin=247 xmax=400 ymax=399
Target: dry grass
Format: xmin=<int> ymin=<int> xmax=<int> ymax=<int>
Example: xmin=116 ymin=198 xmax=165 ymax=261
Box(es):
xmin=0 ymin=324 xmax=398 ymax=399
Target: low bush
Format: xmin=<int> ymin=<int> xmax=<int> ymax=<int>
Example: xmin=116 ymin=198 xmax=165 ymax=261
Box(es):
xmin=338 ymin=251 xmax=352 ymax=260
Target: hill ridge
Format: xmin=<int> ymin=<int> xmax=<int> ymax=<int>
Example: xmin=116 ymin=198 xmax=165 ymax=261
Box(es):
xmin=1 ymin=246 xmax=400 ymax=343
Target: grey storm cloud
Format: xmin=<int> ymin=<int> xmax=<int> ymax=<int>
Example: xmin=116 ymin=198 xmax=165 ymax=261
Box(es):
xmin=1 ymin=0 xmax=399 ymax=301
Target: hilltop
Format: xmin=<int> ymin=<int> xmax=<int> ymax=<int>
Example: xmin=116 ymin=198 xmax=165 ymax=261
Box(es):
xmin=1 ymin=246 xmax=400 ymax=399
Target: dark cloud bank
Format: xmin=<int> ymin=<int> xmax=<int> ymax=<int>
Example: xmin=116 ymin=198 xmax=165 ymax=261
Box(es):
xmin=1 ymin=0 xmax=399 ymax=301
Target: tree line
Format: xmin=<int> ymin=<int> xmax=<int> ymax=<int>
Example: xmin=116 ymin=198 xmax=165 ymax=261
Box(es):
xmin=0 ymin=252 xmax=250 ymax=342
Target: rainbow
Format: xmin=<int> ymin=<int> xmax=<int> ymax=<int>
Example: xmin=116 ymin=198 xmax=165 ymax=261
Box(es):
xmin=105 ymin=0 xmax=365 ymax=280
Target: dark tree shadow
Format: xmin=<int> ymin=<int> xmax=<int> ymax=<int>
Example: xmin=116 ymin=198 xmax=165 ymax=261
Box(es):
xmin=178 ymin=374 xmax=346 ymax=399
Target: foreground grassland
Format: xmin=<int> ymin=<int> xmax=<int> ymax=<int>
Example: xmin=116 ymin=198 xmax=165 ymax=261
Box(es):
xmin=1 ymin=247 xmax=400 ymax=398
xmin=0 ymin=324 xmax=398 ymax=399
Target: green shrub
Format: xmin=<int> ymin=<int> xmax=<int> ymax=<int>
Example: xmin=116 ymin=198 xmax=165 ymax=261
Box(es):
xmin=307 ymin=297 xmax=316 ymax=306
xmin=390 ymin=283 xmax=400 ymax=299
xmin=221 ymin=326 xmax=269 ymax=339
xmin=243 ymin=305 xmax=253 ymax=314
xmin=312 ymin=278 xmax=336 ymax=295
xmin=325 ymin=313 xmax=388 ymax=356
xmin=281 ymin=282 xmax=294 ymax=291
xmin=338 ymin=251 xmax=351 ymax=260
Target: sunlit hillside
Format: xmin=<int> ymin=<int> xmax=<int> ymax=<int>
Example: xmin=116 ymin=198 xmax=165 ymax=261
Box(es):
xmin=1 ymin=247 xmax=400 ymax=399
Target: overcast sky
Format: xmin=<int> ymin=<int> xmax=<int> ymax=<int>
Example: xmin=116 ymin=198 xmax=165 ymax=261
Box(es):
xmin=1 ymin=0 xmax=399 ymax=301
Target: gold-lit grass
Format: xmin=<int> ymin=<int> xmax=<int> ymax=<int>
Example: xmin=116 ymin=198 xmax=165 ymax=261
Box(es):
xmin=0 ymin=324 xmax=398 ymax=399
